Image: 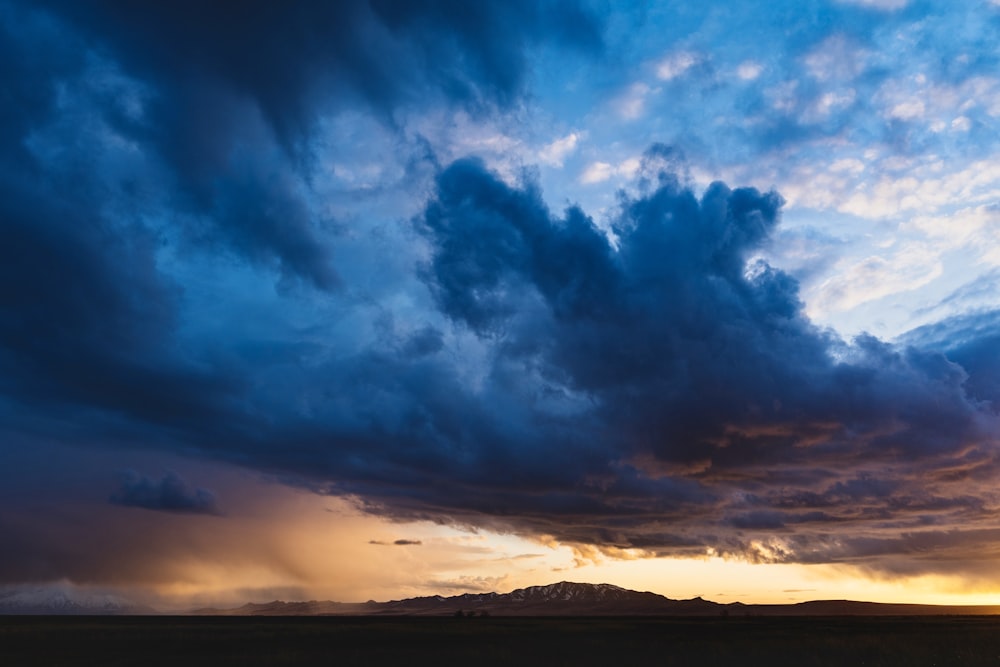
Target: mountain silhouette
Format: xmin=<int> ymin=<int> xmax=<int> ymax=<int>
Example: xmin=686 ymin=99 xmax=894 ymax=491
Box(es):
xmin=191 ymin=581 xmax=1000 ymax=617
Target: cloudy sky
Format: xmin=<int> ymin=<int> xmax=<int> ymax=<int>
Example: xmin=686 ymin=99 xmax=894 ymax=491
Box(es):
xmin=3 ymin=0 xmax=1000 ymax=609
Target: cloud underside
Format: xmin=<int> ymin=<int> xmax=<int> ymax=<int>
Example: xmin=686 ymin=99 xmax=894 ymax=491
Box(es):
xmin=350 ymin=154 xmax=999 ymax=576
xmin=109 ymin=471 xmax=219 ymax=515
xmin=11 ymin=151 xmax=996 ymax=578
xmin=1 ymin=0 xmax=999 ymax=583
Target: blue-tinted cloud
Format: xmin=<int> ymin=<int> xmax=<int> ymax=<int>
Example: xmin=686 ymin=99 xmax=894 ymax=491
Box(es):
xmin=1 ymin=0 xmax=999 ymax=588
xmin=109 ymin=471 xmax=219 ymax=515
xmin=416 ymin=156 xmax=994 ymax=493
xmin=19 ymin=0 xmax=602 ymax=290
xmin=901 ymin=309 xmax=1000 ymax=410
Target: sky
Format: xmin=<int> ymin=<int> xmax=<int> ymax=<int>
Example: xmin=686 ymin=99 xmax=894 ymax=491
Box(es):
xmin=2 ymin=0 xmax=1000 ymax=610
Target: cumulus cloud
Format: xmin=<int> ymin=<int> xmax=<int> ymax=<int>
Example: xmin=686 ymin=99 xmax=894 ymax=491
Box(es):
xmin=901 ymin=309 xmax=1000 ymax=410
xmin=538 ymin=132 xmax=581 ymax=167
xmin=803 ymin=35 xmax=869 ymax=83
xmin=579 ymin=157 xmax=640 ymax=184
xmin=657 ymin=51 xmax=701 ymax=81
xmin=951 ymin=116 xmax=972 ymax=132
xmin=615 ymin=82 xmax=653 ymax=120
xmin=580 ymin=161 xmax=614 ymax=183
xmin=736 ymin=61 xmax=764 ymax=81
xmin=408 ymin=151 xmax=999 ymax=567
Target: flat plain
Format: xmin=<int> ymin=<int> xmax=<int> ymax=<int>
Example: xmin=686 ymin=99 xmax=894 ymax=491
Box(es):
xmin=3 ymin=615 xmax=1000 ymax=666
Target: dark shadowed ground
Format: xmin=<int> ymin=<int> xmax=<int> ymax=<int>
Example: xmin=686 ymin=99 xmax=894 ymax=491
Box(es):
xmin=3 ymin=616 xmax=1000 ymax=666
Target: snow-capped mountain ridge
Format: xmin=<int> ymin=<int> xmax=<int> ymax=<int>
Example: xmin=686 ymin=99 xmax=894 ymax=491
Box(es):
xmin=193 ymin=582 xmax=694 ymax=616
xmin=392 ymin=581 xmax=679 ymax=611
xmin=0 ymin=587 xmax=148 ymax=615
xmin=300 ymin=582 xmax=1000 ymax=617
xmin=506 ymin=581 xmax=640 ymax=602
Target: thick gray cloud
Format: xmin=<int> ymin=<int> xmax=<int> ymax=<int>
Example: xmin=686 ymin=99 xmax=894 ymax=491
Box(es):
xmin=1 ymin=0 xmax=999 ymax=586
xmin=902 ymin=309 xmax=1000 ymax=410
xmin=3 ymin=142 xmax=998 ymax=575
xmin=13 ymin=0 xmax=602 ymax=290
xmin=0 ymin=0 xmax=601 ymax=445
xmin=405 ymin=153 xmax=999 ymax=566
xmin=109 ymin=471 xmax=219 ymax=515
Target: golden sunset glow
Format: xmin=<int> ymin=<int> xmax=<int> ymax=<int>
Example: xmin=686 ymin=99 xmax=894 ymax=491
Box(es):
xmin=84 ymin=466 xmax=999 ymax=610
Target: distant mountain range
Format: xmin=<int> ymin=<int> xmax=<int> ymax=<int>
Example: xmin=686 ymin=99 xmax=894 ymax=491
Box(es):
xmin=0 ymin=587 xmax=154 ymax=615
xmin=3 ymin=581 xmax=999 ymax=616
xmin=191 ymin=581 xmax=1000 ymax=617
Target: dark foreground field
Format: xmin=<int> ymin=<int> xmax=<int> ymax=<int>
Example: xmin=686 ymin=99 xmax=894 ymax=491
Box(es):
xmin=3 ymin=615 xmax=1000 ymax=666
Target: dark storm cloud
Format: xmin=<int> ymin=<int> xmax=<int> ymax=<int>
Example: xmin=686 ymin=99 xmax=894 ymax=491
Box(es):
xmin=0 ymin=167 xmax=239 ymax=433
xmin=18 ymin=0 xmax=603 ymax=289
xmin=0 ymin=0 xmax=601 ymax=438
xmin=901 ymin=309 xmax=1000 ymax=410
xmin=0 ymin=2 xmax=83 ymax=169
xmin=109 ymin=470 xmax=219 ymax=515
xmin=404 ymin=152 xmax=999 ymax=563
xmin=4 ymin=133 xmax=998 ymax=576
xmin=419 ymin=151 xmax=985 ymax=466
xmin=369 ymin=539 xmax=423 ymax=546
xmin=3 ymin=0 xmax=1000 ymax=583
xmin=41 ymin=0 xmax=601 ymax=141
